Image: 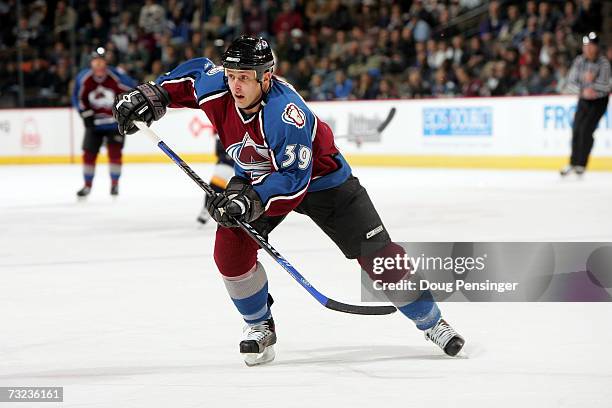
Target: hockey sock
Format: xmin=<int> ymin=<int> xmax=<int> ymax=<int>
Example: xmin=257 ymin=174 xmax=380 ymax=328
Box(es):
xmin=222 ymin=262 xmax=272 ymax=325
xmin=397 ymin=290 xmax=441 ymax=330
xmin=108 ymin=144 xmax=122 ymax=185
xmin=83 ymin=150 xmax=97 ymax=187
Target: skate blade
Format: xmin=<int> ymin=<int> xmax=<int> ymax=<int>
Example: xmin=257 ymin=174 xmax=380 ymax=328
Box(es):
xmin=243 ymin=345 xmax=275 ymax=367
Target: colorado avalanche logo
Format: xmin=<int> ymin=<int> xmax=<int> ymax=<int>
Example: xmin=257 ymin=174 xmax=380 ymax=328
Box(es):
xmin=226 ymin=132 xmax=271 ymax=178
xmin=88 ymin=85 xmax=116 ymax=109
xmin=281 ymin=103 xmax=306 ymax=129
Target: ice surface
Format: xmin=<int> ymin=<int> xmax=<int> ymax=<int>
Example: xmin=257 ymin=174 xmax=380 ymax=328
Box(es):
xmin=1 ymin=164 xmax=611 ymax=407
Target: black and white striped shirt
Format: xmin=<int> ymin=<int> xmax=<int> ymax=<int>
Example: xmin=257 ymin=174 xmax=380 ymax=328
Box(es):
xmin=566 ymin=55 xmax=611 ymax=98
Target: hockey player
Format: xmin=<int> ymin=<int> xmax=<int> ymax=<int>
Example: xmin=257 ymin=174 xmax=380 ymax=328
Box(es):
xmin=73 ymin=47 xmax=137 ymax=197
xmin=197 ymin=138 xmax=235 ymax=224
xmin=113 ymin=36 xmax=464 ymax=366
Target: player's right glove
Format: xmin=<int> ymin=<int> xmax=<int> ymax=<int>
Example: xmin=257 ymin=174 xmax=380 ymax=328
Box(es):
xmin=206 ymin=177 xmax=265 ymax=228
xmin=80 ymin=109 xmax=95 ymax=129
xmin=112 ymin=82 xmax=170 ymax=135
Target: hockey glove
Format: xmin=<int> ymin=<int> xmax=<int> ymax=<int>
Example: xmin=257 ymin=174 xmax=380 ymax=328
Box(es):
xmin=206 ymin=177 xmax=265 ymax=228
xmin=112 ymin=82 xmax=170 ymax=135
xmin=80 ymin=109 xmax=95 ymax=129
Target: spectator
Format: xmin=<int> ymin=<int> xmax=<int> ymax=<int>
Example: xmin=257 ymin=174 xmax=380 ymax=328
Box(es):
xmin=309 ymin=74 xmax=330 ymax=101
xmin=431 ymin=68 xmax=457 ymax=97
xmin=399 ymin=69 xmax=430 ymax=99
xmin=353 ymin=0 xmax=378 ymax=31
xmin=555 ymin=63 xmax=570 ymax=94
xmin=86 ymin=13 xmax=109 ymax=46
xmin=139 ymin=0 xmax=166 ymax=34
xmin=243 ymin=3 xmax=268 ymax=38
xmin=376 ymin=78 xmax=397 ymax=99
xmin=557 ymin=1 xmax=578 ymax=31
xmin=498 ymin=4 xmax=525 ymax=44
xmin=479 ymin=0 xmax=503 ymax=41
xmin=273 ymin=2 xmax=303 ymax=35
xmin=525 ymin=0 xmax=538 ymax=19
xmin=169 ymin=7 xmax=191 ymax=45
xmin=511 ymin=64 xmax=537 ymax=95
xmin=514 ymin=15 xmax=541 ymax=47
xmin=449 ymin=35 xmax=468 ymax=66
xmin=53 ymin=1 xmax=76 ymax=41
xmin=433 ymin=7 xmax=458 ymax=41
xmin=573 ymin=0 xmax=603 ymax=34
xmin=143 ymin=59 xmax=164 ymax=83
xmin=387 ymin=3 xmax=405 ymax=31
xmin=333 ymin=70 xmax=353 ymax=100
xmin=531 ymin=64 xmax=557 ymax=94
xmin=292 ymin=59 xmax=312 ymax=95
xmin=406 ymin=11 xmax=431 ymax=43
xmin=484 ymin=61 xmax=515 ymax=96
xmin=49 ymin=62 xmax=71 ymax=105
xmin=464 ymin=36 xmax=486 ymax=75
xmin=287 ymin=29 xmax=306 ymax=64
xmin=0 ymin=0 xmax=603 ymax=107
xmin=537 ymin=2 xmax=559 ymax=33
xmin=322 ymin=0 xmax=352 ymax=31
xmin=540 ymin=32 xmax=557 ymax=66
xmin=353 ymin=72 xmax=378 ymax=100
xmin=455 ymin=66 xmax=482 ymax=96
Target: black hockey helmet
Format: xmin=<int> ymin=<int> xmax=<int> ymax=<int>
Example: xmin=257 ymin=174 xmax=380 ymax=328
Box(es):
xmin=222 ymin=36 xmax=274 ymax=82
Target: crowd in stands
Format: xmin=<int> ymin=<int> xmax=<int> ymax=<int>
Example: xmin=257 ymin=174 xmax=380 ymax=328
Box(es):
xmin=0 ymin=0 xmax=608 ymax=107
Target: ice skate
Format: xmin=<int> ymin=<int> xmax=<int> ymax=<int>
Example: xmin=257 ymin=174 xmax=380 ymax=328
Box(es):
xmin=425 ymin=318 xmax=465 ymax=357
xmin=110 ymin=184 xmax=119 ymax=196
xmin=240 ymin=318 xmax=276 ymax=366
xmin=560 ymin=165 xmax=585 ymax=178
xmin=560 ymin=165 xmax=574 ymax=177
xmin=76 ymin=186 xmax=91 ymax=199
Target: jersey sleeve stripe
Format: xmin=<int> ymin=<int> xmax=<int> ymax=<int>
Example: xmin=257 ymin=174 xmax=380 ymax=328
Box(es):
xmin=252 ymin=173 xmax=271 ymax=185
xmin=198 ymin=90 xmax=229 ymax=105
xmin=311 ymin=115 xmax=317 ymax=142
xmin=263 ymin=181 xmax=310 ymax=211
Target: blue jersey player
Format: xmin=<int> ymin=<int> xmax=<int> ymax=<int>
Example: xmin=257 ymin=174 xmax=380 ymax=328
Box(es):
xmin=113 ymin=36 xmax=465 ymax=366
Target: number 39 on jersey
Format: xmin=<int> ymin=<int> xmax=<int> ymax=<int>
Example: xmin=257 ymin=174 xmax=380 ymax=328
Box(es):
xmin=282 ymin=144 xmax=312 ymax=170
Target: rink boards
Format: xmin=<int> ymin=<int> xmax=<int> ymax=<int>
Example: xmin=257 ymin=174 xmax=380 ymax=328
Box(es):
xmin=1 ymin=95 xmax=611 ymax=169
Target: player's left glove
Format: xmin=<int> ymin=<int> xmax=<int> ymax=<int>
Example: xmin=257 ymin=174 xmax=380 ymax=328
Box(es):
xmin=112 ymin=82 xmax=170 ymax=135
xmin=206 ymin=177 xmax=265 ymax=227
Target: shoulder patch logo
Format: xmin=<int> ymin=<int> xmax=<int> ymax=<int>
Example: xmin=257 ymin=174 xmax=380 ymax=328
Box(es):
xmin=206 ymin=65 xmax=224 ymax=76
xmin=281 ymin=103 xmax=306 ymax=129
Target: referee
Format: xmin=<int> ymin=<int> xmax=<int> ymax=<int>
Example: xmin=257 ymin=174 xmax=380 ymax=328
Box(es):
xmin=560 ymin=32 xmax=611 ymax=177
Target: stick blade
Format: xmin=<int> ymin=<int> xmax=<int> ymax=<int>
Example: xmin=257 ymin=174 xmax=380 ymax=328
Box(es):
xmin=325 ymin=299 xmax=397 ymax=315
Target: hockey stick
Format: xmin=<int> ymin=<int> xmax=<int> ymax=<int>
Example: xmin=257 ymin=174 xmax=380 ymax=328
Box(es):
xmin=134 ymin=122 xmax=397 ymax=316
xmin=333 ymin=107 xmax=396 ymax=140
